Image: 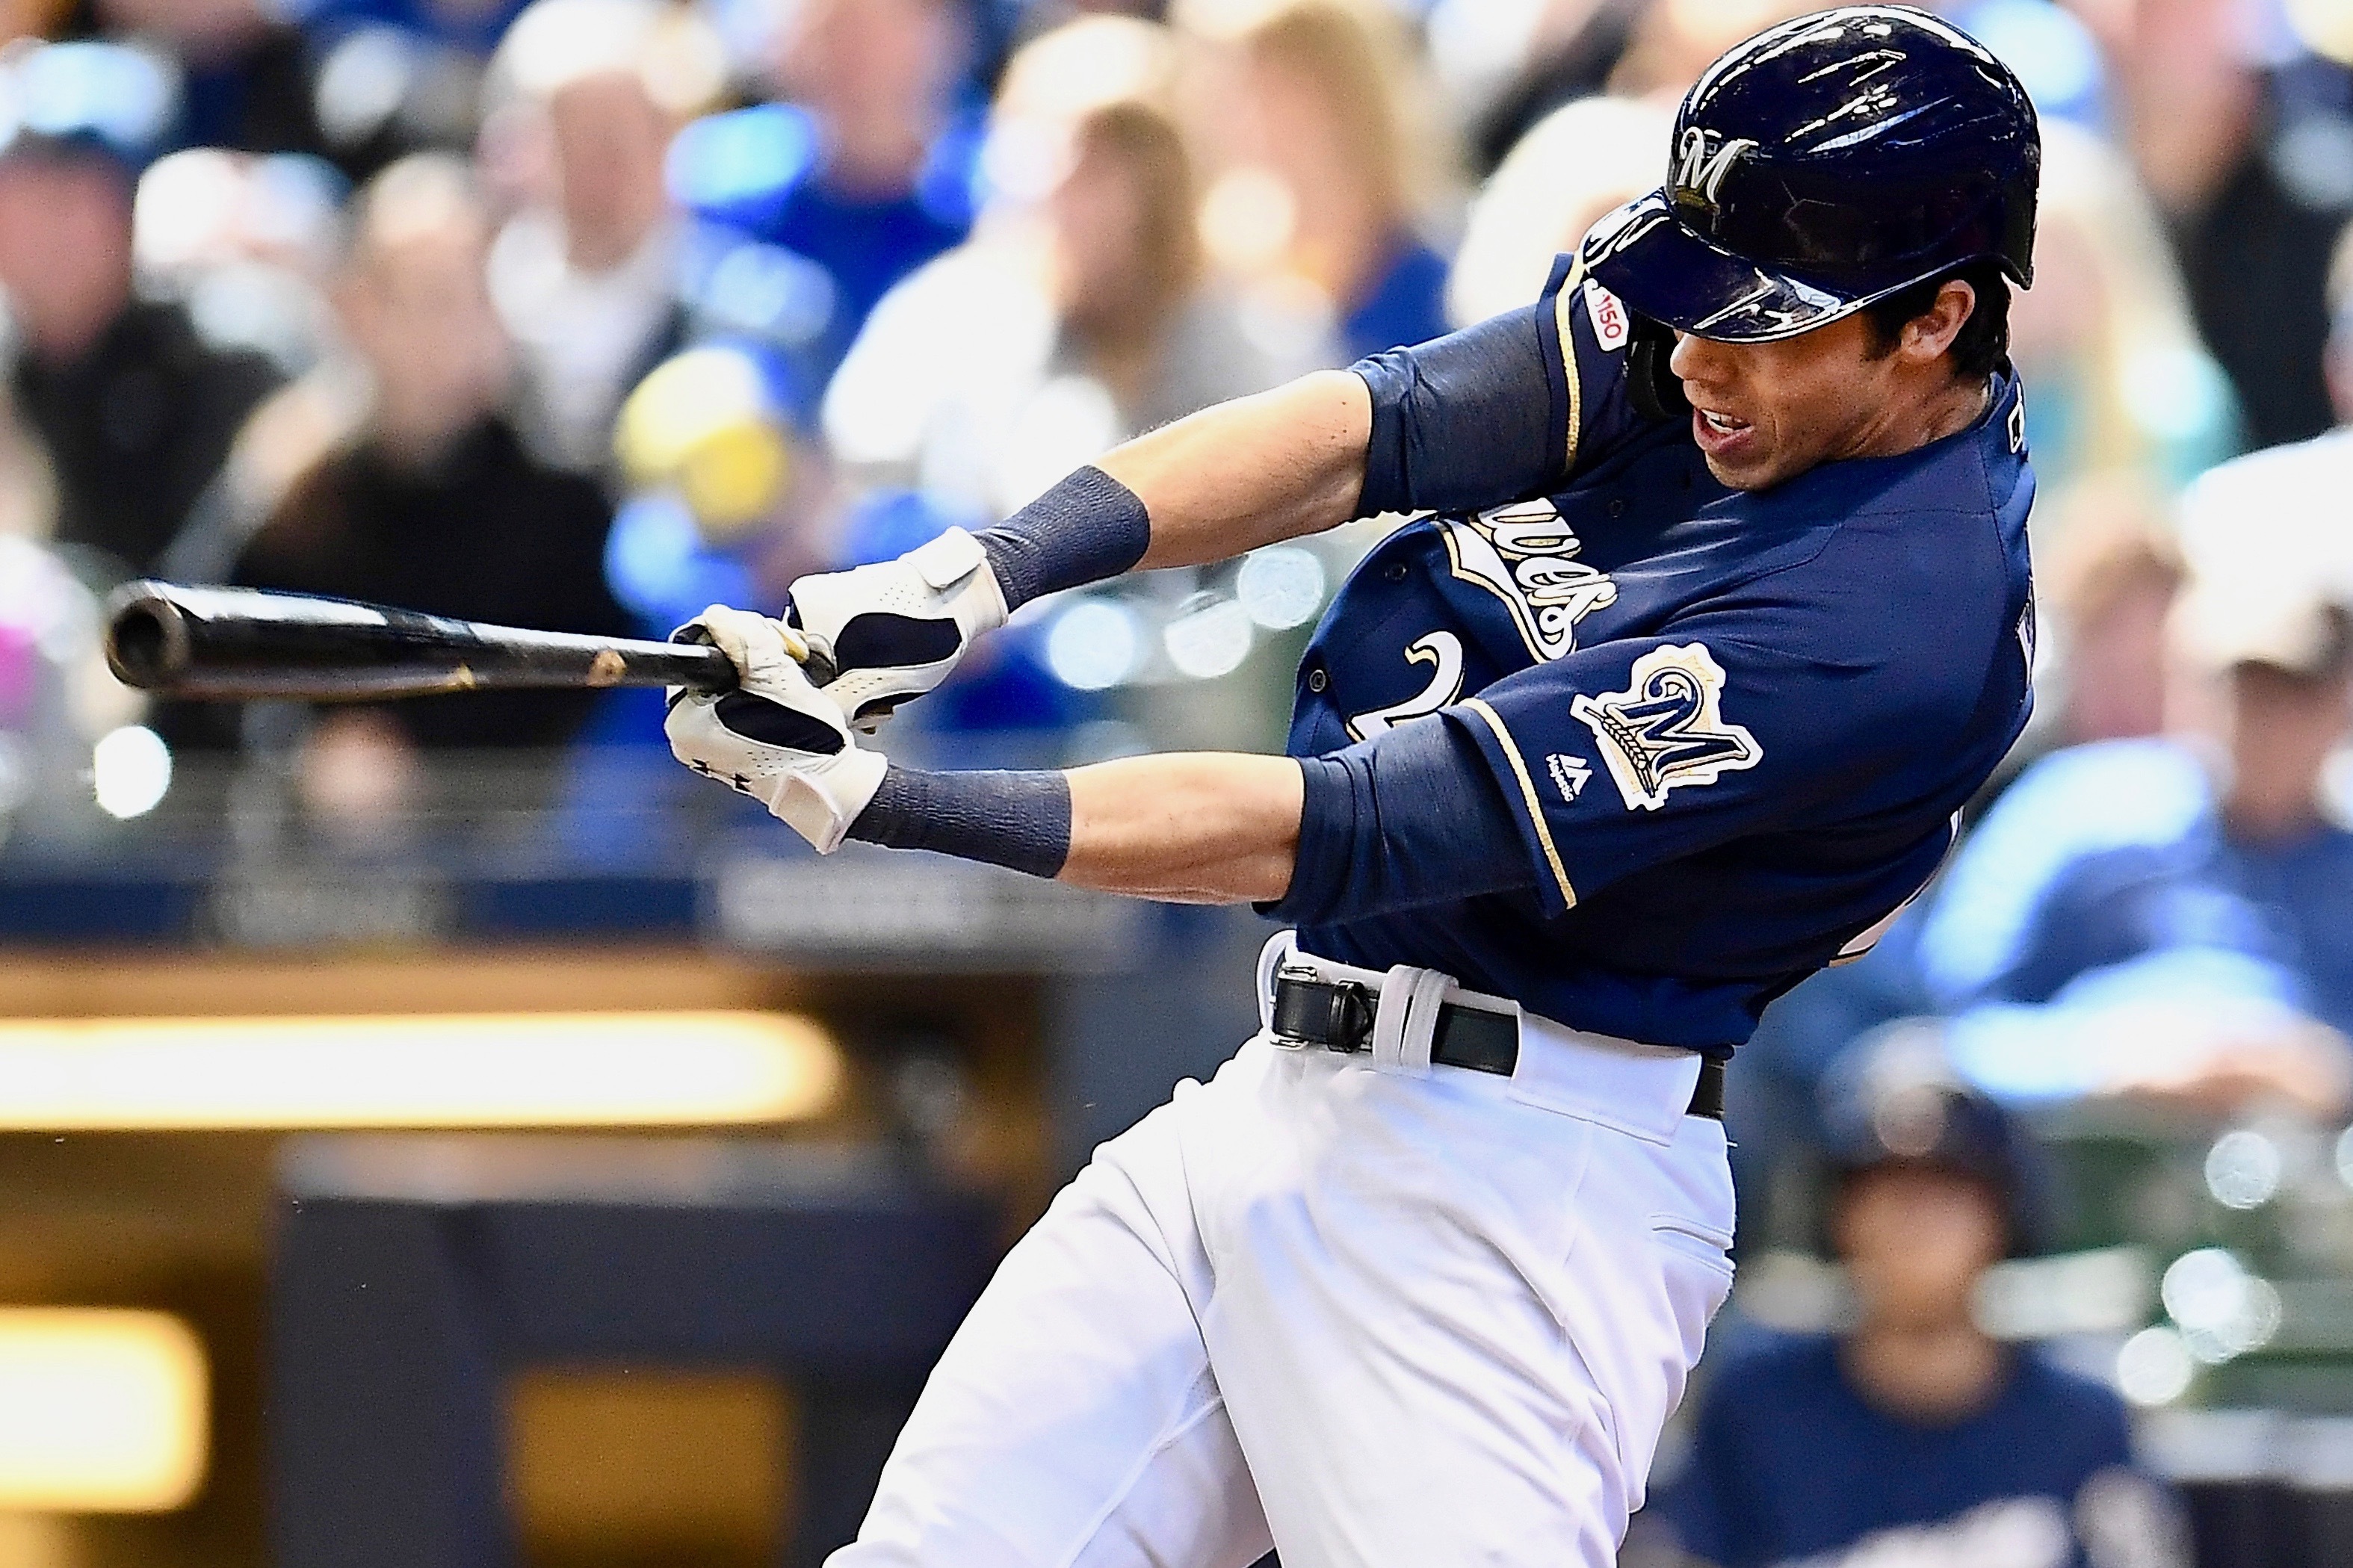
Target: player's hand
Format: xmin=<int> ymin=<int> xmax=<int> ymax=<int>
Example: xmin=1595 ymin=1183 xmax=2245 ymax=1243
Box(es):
xmin=785 ymin=527 xmax=1008 ymax=731
xmin=664 ymin=604 xmax=886 ymax=853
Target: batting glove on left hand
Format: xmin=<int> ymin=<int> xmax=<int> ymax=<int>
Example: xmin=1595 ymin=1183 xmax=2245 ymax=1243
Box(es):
xmin=785 ymin=527 xmax=1009 ymax=731
xmin=665 ymin=604 xmax=886 ymax=853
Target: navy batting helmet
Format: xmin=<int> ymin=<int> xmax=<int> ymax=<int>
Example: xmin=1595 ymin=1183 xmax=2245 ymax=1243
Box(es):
xmin=1583 ymin=5 xmax=2038 ymax=343
xmin=1819 ymin=1022 xmax=2048 ymax=1256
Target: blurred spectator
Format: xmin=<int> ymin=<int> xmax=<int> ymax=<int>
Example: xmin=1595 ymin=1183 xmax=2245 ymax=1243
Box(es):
xmin=1464 ymin=0 xmax=2108 ymax=179
xmin=484 ymin=0 xmax=709 ymax=474
xmin=1649 ymin=1034 xmax=2181 ymax=1568
xmin=89 ymin=0 xmax=334 ymax=159
xmin=669 ymin=0 xmax=979 ymax=412
xmin=0 ymin=0 xmax=71 ymax=43
xmin=2174 ymin=217 xmax=2353 ymax=611
xmin=2085 ymin=0 xmax=2353 ymax=448
xmin=825 ymin=85 xmax=1323 ymax=517
xmin=1938 ymin=0 xmax=2111 ymax=130
xmin=2007 ymin=122 xmax=2237 ymax=494
xmin=297 ymin=0 xmax=531 ymax=181
xmin=1456 ymin=0 xmax=1648 ymax=176
xmin=232 ymin=154 xmax=630 ymax=761
xmin=278 ymin=0 xmax=528 ymax=54
xmin=2336 ymin=213 xmax=2353 ymax=420
xmin=0 ymin=87 xmax=282 ymax=578
xmin=127 ymin=149 xmax=348 ymax=390
xmin=1606 ymin=0 xmax=1821 ymax=100
xmin=2034 ymin=480 xmax=2187 ymax=752
xmin=1915 ymin=580 xmax=2353 ymax=1116
xmin=1181 ymin=0 xmax=1455 ymax=359
xmin=1446 ymin=91 xmax=1666 ymax=327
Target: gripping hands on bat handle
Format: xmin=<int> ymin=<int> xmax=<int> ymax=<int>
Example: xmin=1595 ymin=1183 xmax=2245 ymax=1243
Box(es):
xmin=667 ymin=607 xmax=887 ymax=851
xmin=778 ymin=527 xmax=1009 ymax=731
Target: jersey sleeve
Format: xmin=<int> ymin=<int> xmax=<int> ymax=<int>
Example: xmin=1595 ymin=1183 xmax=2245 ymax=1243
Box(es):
xmin=1448 ymin=605 xmax=1952 ymax=918
xmin=1263 ymin=711 xmax=1540 ymax=928
xmin=1352 ymin=253 xmax=1653 ymax=518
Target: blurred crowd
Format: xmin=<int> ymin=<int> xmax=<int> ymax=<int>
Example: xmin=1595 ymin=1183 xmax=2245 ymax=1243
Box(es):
xmin=0 ymin=0 xmax=2351 ymax=1544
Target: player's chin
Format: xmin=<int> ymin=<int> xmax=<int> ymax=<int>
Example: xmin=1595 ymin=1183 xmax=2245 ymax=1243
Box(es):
xmin=1697 ymin=446 xmax=1784 ymax=492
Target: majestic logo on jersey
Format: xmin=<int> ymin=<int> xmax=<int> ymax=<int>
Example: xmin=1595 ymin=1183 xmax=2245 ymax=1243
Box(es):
xmin=1441 ymin=499 xmax=1618 ymax=663
xmin=1346 ymin=632 xmax=1464 ymax=740
xmin=2007 ymin=388 xmax=2027 ymax=454
xmin=1671 ymin=127 xmax=1757 ymax=214
xmin=1571 ymin=642 xmax=1762 ymax=811
xmin=1546 ymin=753 xmax=1592 ymax=804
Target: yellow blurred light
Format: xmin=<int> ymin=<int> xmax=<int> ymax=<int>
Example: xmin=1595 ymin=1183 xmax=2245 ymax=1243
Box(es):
xmin=0 ymin=1012 xmax=841 ymax=1131
xmin=0 ymin=1310 xmax=207 ymax=1513
xmin=614 ymin=348 xmax=791 ymax=537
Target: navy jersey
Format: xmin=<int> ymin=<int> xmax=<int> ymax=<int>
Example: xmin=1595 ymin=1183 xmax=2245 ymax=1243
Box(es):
xmin=1657 ymin=1336 xmax=2165 ymax=1568
xmin=1268 ymin=256 xmax=2036 ymax=1053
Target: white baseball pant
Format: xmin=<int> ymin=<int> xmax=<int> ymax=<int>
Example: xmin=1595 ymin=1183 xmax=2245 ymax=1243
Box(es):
xmin=829 ymin=935 xmax=1737 ymax=1568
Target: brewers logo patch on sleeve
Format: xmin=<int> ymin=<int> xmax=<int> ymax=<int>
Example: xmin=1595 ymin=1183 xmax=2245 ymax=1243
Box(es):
xmin=1571 ymin=642 xmax=1763 ymax=811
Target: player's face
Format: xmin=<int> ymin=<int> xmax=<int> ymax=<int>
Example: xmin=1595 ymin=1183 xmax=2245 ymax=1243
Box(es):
xmin=1833 ymin=1165 xmax=2006 ymax=1331
xmin=1668 ymin=282 xmax=1979 ymax=491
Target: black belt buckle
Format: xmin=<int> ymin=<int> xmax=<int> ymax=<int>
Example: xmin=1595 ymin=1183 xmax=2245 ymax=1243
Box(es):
xmin=1271 ymin=967 xmax=1373 ymax=1053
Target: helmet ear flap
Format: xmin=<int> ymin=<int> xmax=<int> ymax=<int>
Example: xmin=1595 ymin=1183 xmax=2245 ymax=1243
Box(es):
xmin=1627 ymin=314 xmax=1689 ymax=424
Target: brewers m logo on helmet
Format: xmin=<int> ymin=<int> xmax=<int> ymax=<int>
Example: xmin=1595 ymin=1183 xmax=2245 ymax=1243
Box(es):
xmin=1671 ymin=126 xmax=1755 ymax=214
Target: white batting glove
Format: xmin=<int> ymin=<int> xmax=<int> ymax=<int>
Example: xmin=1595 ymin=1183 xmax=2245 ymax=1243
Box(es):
xmin=665 ymin=604 xmax=887 ymax=853
xmin=786 ymin=527 xmax=1009 ymax=730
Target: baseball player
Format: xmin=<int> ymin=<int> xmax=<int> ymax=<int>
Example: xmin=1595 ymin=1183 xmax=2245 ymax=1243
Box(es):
xmin=666 ymin=8 xmax=2042 ymax=1564
xmin=1655 ymin=1031 xmax=2178 ymax=1568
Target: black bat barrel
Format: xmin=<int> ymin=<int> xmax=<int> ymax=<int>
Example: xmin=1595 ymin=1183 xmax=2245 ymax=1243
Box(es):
xmin=104 ymin=582 xmax=741 ymax=701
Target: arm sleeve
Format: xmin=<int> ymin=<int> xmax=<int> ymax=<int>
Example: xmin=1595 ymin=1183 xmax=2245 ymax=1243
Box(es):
xmin=1264 ymin=713 xmax=1539 ymax=926
xmin=1352 ymin=252 xmax=1648 ymax=518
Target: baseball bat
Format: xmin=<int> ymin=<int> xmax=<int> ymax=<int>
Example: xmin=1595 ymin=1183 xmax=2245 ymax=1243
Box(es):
xmin=103 ymin=581 xmax=753 ymax=702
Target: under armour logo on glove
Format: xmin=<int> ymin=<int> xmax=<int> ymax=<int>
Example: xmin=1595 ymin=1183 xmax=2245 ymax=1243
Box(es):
xmin=785 ymin=527 xmax=1009 ymax=728
xmin=665 ymin=605 xmax=887 ymax=852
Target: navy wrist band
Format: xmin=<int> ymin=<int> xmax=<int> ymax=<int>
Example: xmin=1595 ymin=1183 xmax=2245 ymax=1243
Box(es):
xmin=975 ymin=465 xmax=1151 ymax=610
xmin=847 ymin=764 xmax=1073 ymax=879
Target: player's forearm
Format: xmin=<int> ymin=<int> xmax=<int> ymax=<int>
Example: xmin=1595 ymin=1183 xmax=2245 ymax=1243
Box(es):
xmin=1061 ymin=753 xmax=1303 ymax=903
xmin=847 ymin=754 xmax=1302 ymax=905
xmin=1103 ymin=371 xmax=1371 ymax=570
xmin=968 ymin=372 xmax=1370 ymax=614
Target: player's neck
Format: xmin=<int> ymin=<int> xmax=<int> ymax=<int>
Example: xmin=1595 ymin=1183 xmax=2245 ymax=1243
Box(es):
xmin=1840 ymin=1319 xmax=2009 ymax=1425
xmin=1845 ymin=371 xmax=1992 ymax=465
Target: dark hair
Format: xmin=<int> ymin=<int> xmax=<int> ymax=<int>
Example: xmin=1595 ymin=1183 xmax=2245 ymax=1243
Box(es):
xmin=1862 ymin=260 xmax=2010 ymax=380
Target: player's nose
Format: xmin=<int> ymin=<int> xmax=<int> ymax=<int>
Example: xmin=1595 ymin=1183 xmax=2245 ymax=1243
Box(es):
xmin=1666 ymin=329 xmax=1719 ymax=384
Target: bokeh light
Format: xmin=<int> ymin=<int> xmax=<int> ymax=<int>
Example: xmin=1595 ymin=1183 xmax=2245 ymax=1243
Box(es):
xmin=1237 ymin=546 xmax=1327 ymax=630
xmin=2160 ymin=1248 xmax=2284 ymax=1365
xmin=2115 ymin=1326 xmax=2195 ymax=1407
xmin=1164 ymin=598 xmax=1253 ymax=681
xmin=91 ymin=727 xmax=170 ymax=820
xmin=2206 ymin=1128 xmax=2284 ymax=1210
xmin=0 ymin=1310 xmax=207 ymax=1512
xmin=1046 ymin=600 xmax=1143 ymax=691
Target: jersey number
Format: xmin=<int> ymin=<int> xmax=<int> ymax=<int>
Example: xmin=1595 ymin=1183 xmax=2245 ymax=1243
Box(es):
xmin=1346 ymin=633 xmax=1465 ymax=740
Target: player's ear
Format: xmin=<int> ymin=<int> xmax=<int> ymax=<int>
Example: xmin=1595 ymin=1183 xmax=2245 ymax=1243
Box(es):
xmin=1899 ymin=279 xmax=1976 ymax=366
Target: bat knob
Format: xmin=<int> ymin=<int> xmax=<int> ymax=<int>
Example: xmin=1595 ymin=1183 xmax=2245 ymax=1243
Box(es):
xmin=103 ymin=583 xmax=193 ymax=690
